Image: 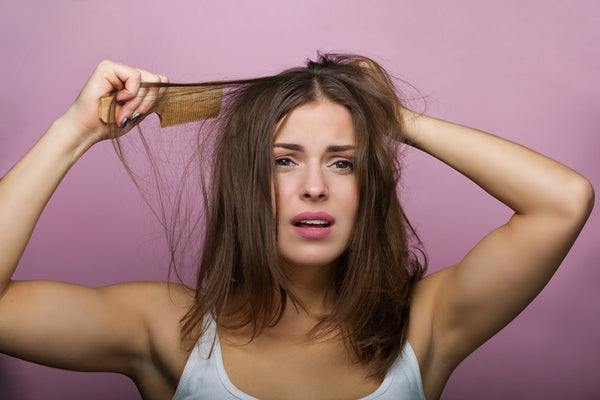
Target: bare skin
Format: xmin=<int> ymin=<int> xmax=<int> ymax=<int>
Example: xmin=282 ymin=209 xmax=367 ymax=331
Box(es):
xmin=0 ymin=61 xmax=594 ymax=399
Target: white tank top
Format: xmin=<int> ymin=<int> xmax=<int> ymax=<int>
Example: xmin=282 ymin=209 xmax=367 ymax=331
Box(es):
xmin=173 ymin=317 xmax=425 ymax=400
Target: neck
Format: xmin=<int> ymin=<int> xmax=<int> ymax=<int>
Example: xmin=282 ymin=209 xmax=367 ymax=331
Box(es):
xmin=281 ymin=260 xmax=338 ymax=317
xmin=221 ymin=261 xmax=339 ymax=341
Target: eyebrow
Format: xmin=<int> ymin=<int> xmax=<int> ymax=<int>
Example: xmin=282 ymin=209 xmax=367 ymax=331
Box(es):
xmin=273 ymin=143 xmax=355 ymax=152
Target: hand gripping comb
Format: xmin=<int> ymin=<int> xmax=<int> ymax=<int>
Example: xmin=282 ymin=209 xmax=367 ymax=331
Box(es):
xmin=98 ymin=83 xmax=223 ymax=127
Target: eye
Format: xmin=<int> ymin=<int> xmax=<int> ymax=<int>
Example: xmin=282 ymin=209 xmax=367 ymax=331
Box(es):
xmin=275 ymin=157 xmax=295 ymax=168
xmin=331 ymin=159 xmax=354 ymax=172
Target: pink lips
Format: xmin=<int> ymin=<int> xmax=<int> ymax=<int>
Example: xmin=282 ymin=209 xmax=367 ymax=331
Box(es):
xmin=291 ymin=211 xmax=335 ymax=239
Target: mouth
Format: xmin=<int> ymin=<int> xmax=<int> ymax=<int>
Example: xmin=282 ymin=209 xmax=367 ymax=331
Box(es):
xmin=291 ymin=212 xmax=335 ymax=227
xmin=291 ymin=212 xmax=335 ymax=239
xmin=294 ymin=219 xmax=331 ymax=228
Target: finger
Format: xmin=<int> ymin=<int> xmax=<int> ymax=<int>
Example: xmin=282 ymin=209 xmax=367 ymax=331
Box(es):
xmin=113 ymin=70 xmax=168 ymax=127
xmin=117 ymin=75 xmax=166 ymax=127
xmin=135 ymin=72 xmax=163 ymax=115
xmin=156 ymin=74 xmax=169 ymax=102
xmin=116 ymin=85 xmax=148 ymax=126
xmin=108 ymin=64 xmax=143 ymax=102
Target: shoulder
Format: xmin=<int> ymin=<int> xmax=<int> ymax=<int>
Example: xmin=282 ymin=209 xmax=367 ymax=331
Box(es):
xmin=99 ymin=281 xmax=195 ymax=327
xmin=102 ymin=280 xmax=196 ymax=353
xmin=106 ymin=281 xmax=197 ymax=384
xmin=113 ymin=280 xmax=195 ymax=346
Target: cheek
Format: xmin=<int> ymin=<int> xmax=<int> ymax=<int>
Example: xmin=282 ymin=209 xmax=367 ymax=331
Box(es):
xmin=272 ymin=177 xmax=293 ymax=224
xmin=342 ymin=181 xmax=359 ymax=212
xmin=271 ymin=175 xmax=286 ymax=212
xmin=273 ymin=176 xmax=296 ymax=204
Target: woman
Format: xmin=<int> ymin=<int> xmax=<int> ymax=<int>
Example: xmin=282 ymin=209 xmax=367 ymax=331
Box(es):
xmin=0 ymin=54 xmax=593 ymax=399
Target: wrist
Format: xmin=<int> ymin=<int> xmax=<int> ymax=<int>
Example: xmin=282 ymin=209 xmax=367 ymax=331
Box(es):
xmin=47 ymin=114 xmax=101 ymax=165
xmin=399 ymin=108 xmax=423 ymax=147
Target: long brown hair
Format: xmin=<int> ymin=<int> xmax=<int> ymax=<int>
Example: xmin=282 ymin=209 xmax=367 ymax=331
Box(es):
xmin=114 ymin=53 xmax=427 ymax=378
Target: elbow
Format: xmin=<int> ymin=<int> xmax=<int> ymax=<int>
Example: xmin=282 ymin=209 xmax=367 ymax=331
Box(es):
xmin=563 ymin=175 xmax=594 ymax=224
xmin=581 ymin=178 xmax=595 ymax=219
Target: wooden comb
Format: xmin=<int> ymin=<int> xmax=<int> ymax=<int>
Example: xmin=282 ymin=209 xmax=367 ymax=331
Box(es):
xmin=98 ymin=84 xmax=223 ymax=127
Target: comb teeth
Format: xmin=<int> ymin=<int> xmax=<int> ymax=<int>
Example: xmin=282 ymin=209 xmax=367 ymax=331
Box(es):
xmin=98 ymin=84 xmax=223 ymax=127
xmin=153 ymin=85 xmax=223 ymax=127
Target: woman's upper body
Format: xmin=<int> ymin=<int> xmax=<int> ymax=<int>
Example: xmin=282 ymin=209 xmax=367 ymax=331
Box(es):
xmin=0 ymin=58 xmax=594 ymax=400
xmin=172 ymin=311 xmax=425 ymax=400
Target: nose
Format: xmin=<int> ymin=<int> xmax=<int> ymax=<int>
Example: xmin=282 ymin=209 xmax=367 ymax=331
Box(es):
xmin=301 ymin=164 xmax=328 ymax=200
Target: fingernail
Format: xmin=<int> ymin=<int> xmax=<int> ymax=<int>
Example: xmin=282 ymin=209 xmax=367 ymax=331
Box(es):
xmin=131 ymin=113 xmax=143 ymax=123
xmin=120 ymin=118 xmax=129 ymax=128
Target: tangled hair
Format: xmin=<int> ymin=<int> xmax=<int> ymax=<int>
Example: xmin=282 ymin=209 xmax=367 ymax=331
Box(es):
xmin=113 ymin=53 xmax=427 ymax=379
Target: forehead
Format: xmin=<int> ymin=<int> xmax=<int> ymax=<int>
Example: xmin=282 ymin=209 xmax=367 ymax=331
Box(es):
xmin=274 ymin=99 xmax=355 ymax=145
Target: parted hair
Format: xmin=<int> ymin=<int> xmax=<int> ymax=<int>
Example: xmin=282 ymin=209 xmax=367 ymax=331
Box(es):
xmin=115 ymin=53 xmax=427 ymax=379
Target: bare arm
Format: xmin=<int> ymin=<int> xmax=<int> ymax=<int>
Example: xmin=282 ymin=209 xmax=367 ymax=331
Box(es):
xmin=403 ymin=110 xmax=594 ymax=370
xmin=0 ymin=61 xmax=175 ymax=375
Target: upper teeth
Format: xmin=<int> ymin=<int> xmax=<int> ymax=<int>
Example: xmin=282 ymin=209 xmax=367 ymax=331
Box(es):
xmin=301 ymin=220 xmax=327 ymax=224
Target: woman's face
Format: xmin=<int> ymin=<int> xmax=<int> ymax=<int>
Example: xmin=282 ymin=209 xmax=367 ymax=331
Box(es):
xmin=273 ymin=99 xmax=359 ymax=269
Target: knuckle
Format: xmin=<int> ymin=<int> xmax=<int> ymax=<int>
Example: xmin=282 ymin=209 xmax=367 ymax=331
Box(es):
xmin=95 ymin=60 xmax=112 ymax=74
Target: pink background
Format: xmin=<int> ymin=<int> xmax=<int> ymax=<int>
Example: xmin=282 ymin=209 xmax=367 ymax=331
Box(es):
xmin=1 ymin=1 xmax=598 ymax=398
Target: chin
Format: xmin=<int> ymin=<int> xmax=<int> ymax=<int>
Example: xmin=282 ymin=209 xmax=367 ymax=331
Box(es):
xmin=283 ymin=257 xmax=337 ymax=269
xmin=279 ymin=247 xmax=345 ymax=270
xmin=277 ymin=232 xmax=350 ymax=270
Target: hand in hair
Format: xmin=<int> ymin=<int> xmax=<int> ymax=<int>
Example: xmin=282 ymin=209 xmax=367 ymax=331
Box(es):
xmin=62 ymin=60 xmax=169 ymax=142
